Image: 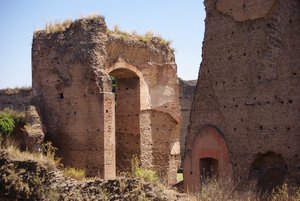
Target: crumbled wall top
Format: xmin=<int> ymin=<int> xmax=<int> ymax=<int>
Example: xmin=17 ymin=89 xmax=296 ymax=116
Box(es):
xmin=33 ymin=16 xmax=175 ymax=66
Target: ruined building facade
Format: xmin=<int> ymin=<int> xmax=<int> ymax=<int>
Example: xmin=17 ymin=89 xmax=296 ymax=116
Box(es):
xmin=179 ymin=79 xmax=196 ymax=163
xmin=184 ymin=0 xmax=300 ymax=193
xmin=32 ymin=17 xmax=181 ymax=184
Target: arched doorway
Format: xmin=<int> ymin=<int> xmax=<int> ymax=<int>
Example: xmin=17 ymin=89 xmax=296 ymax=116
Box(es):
xmin=109 ymin=68 xmax=141 ymax=173
xmin=184 ymin=126 xmax=232 ymax=192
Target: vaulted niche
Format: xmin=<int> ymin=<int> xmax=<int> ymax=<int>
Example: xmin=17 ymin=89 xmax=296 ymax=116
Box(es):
xmin=109 ymin=68 xmax=140 ymax=173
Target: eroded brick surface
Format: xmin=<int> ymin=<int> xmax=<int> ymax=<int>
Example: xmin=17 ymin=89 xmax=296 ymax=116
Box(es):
xmin=185 ymin=0 xmax=300 ymax=192
xmin=32 ymin=17 xmax=181 ymax=184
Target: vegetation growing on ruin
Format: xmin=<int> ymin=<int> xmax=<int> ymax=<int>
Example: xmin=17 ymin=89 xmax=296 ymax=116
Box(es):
xmin=186 ymin=179 xmax=300 ymax=201
xmin=0 ymin=86 xmax=31 ymax=95
xmin=1 ymin=134 xmax=300 ymax=200
xmin=36 ymin=14 xmax=105 ymax=34
xmin=107 ymin=24 xmax=175 ymax=52
xmin=63 ymin=166 xmax=86 ymax=181
xmin=130 ymin=155 xmax=159 ymax=183
xmin=0 ymin=115 xmax=15 ymax=137
xmin=0 ymin=109 xmax=25 ymax=139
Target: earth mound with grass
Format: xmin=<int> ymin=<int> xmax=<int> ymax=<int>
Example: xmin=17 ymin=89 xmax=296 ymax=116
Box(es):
xmin=0 ymin=147 xmax=186 ymax=201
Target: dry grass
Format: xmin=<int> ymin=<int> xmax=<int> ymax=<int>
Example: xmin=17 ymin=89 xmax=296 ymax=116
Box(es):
xmin=0 ymin=87 xmax=31 ymax=94
xmin=130 ymin=155 xmax=159 ymax=183
xmin=185 ymin=179 xmax=300 ymax=201
xmin=3 ymin=145 xmax=56 ymax=169
xmin=107 ymin=25 xmax=174 ymax=51
xmin=271 ymin=184 xmax=300 ymax=201
xmin=1 ymin=139 xmax=59 ymax=169
xmin=44 ymin=19 xmax=73 ymax=34
xmin=63 ymin=166 xmax=86 ymax=181
xmin=36 ymin=14 xmax=104 ymax=34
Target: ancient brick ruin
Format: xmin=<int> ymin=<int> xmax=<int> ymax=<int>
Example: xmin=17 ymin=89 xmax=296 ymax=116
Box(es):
xmin=184 ymin=0 xmax=300 ymax=193
xmin=179 ymin=79 xmax=196 ymax=163
xmin=32 ymin=16 xmax=181 ymax=184
xmin=0 ymin=88 xmax=32 ymax=111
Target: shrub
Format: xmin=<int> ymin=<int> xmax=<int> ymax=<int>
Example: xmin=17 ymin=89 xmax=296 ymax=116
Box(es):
xmin=0 ymin=115 xmax=15 ymax=137
xmin=131 ymin=156 xmax=158 ymax=183
xmin=63 ymin=166 xmax=86 ymax=180
xmin=0 ymin=108 xmax=25 ymax=128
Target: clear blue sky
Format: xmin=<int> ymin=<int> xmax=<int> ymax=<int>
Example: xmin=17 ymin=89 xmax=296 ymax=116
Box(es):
xmin=0 ymin=0 xmax=205 ymax=89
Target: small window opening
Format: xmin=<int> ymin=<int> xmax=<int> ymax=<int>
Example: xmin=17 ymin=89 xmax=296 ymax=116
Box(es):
xmin=58 ymin=93 xmax=64 ymax=99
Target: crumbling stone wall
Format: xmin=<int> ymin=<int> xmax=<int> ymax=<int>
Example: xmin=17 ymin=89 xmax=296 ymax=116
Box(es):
xmin=185 ymin=0 xmax=300 ymax=193
xmin=32 ymin=16 xmax=181 ymax=184
xmin=0 ymin=88 xmax=32 ymax=111
xmin=179 ymin=79 xmax=196 ymax=164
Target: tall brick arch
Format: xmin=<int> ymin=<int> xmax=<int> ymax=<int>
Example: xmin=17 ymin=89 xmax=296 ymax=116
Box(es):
xmin=184 ymin=126 xmax=232 ymax=192
xmin=32 ymin=17 xmax=181 ymax=184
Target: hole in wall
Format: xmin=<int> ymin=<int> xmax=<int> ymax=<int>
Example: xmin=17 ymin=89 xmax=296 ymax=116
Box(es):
xmin=58 ymin=93 xmax=64 ymax=99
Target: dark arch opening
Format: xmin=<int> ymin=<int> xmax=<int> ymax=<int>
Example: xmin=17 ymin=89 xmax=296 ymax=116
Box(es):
xmin=249 ymin=152 xmax=287 ymax=195
xmin=109 ymin=68 xmax=141 ymax=173
xmin=200 ymin=157 xmax=219 ymax=184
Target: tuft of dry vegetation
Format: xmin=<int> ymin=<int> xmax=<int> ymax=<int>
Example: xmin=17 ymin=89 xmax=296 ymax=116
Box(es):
xmin=107 ymin=24 xmax=175 ymax=52
xmin=1 ymin=141 xmax=59 ymax=169
xmin=130 ymin=155 xmax=159 ymax=183
xmin=63 ymin=166 xmax=86 ymax=181
xmin=44 ymin=19 xmax=73 ymax=34
xmin=36 ymin=14 xmax=104 ymax=34
xmin=185 ymin=179 xmax=300 ymax=201
xmin=0 ymin=86 xmax=31 ymax=95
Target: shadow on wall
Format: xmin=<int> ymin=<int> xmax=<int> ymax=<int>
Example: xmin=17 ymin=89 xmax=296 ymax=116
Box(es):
xmin=109 ymin=68 xmax=141 ymax=173
xmin=249 ymin=152 xmax=287 ymax=195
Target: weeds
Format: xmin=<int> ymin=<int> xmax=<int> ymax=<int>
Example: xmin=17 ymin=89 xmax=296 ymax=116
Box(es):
xmin=0 ymin=108 xmax=26 ymax=138
xmin=271 ymin=184 xmax=300 ymax=201
xmin=131 ymin=156 xmax=158 ymax=183
xmin=189 ymin=179 xmax=300 ymax=201
xmin=41 ymin=141 xmax=60 ymax=164
xmin=107 ymin=25 xmax=174 ymax=51
xmin=44 ymin=19 xmax=73 ymax=34
xmin=63 ymin=166 xmax=86 ymax=181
